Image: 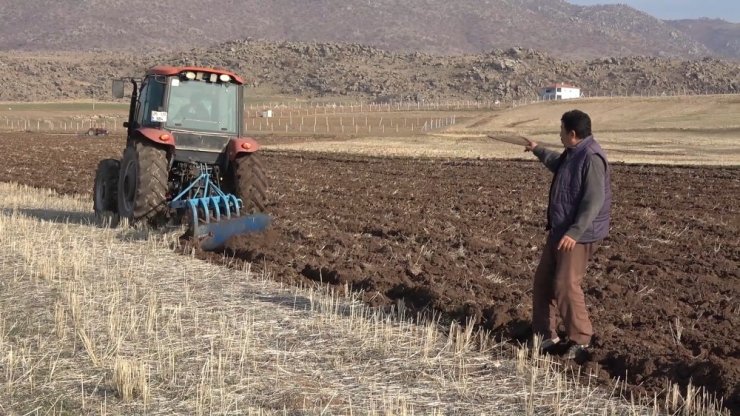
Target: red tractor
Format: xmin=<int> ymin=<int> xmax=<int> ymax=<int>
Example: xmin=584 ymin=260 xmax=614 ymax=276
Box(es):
xmin=94 ymin=66 xmax=269 ymax=250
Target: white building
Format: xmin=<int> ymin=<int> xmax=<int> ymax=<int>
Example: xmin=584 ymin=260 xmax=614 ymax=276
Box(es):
xmin=540 ymin=83 xmax=581 ymax=100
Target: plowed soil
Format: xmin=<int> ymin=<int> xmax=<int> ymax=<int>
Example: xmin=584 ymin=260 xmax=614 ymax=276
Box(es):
xmin=1 ymin=132 xmax=738 ymax=413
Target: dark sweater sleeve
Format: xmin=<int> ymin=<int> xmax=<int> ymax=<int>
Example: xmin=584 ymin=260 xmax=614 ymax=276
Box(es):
xmin=565 ymin=154 xmax=606 ymax=241
xmin=532 ymin=146 xmax=562 ymax=173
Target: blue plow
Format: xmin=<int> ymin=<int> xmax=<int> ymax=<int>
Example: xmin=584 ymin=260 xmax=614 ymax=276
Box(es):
xmin=169 ymin=166 xmax=270 ymax=251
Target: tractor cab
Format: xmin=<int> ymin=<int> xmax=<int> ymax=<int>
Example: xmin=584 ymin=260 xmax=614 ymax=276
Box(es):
xmin=113 ymin=66 xmax=251 ymax=165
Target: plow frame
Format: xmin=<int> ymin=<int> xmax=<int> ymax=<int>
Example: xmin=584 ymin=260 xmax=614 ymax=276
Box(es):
xmin=167 ymin=164 xmax=269 ymax=251
xmin=169 ymin=165 xmax=243 ymax=225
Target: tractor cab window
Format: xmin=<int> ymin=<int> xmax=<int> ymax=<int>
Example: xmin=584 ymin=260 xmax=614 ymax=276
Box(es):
xmin=135 ymin=77 xmax=166 ymax=128
xmin=166 ymin=78 xmax=238 ymax=134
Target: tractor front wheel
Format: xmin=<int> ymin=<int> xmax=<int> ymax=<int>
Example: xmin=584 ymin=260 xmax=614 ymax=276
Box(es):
xmin=117 ymin=140 xmax=169 ymax=225
xmin=93 ymin=158 xmax=120 ymax=227
xmin=233 ymin=153 xmax=268 ymax=214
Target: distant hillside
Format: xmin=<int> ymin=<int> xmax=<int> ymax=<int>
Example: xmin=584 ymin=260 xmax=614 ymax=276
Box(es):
xmin=1 ymin=40 xmax=737 ymax=102
xmin=667 ymin=19 xmax=740 ymax=59
xmin=0 ymin=0 xmax=713 ymax=58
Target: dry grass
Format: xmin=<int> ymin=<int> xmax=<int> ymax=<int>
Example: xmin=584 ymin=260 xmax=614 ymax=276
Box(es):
xmin=0 ymin=182 xmax=729 ymax=415
xmin=268 ymin=95 xmax=740 ymax=166
xmin=461 ymin=95 xmax=740 ymax=133
xmin=445 ymin=95 xmax=740 ymax=166
xmin=4 ymin=95 xmax=737 ymax=165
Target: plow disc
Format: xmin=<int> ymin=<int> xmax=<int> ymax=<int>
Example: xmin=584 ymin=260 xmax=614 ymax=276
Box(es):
xmin=193 ymin=213 xmax=270 ymax=251
xmin=171 ymin=165 xmax=271 ymax=251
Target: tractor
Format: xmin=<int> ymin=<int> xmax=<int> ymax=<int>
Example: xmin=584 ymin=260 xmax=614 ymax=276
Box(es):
xmin=93 ymin=65 xmax=270 ymax=250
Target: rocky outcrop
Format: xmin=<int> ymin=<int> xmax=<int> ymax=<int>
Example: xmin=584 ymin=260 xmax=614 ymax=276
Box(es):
xmin=1 ymin=41 xmax=738 ymax=102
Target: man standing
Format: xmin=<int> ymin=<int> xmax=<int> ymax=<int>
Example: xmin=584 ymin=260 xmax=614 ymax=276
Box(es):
xmin=524 ymin=109 xmax=611 ymax=360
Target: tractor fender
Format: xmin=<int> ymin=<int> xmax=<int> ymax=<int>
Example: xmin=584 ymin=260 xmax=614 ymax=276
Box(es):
xmin=134 ymin=127 xmax=176 ymax=147
xmin=227 ymin=137 xmax=261 ymax=160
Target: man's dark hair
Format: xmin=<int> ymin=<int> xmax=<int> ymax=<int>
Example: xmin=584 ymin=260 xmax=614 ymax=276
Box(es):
xmin=561 ymin=110 xmax=592 ymax=139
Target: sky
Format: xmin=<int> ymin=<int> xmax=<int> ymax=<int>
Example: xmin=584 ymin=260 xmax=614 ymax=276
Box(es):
xmin=567 ymin=0 xmax=740 ymax=22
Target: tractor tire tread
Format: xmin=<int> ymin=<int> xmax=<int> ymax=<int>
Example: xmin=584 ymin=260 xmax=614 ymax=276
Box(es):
xmin=93 ymin=158 xmax=121 ymax=227
xmin=117 ymin=140 xmax=169 ymax=225
xmin=133 ymin=141 xmax=169 ymax=222
xmin=234 ymin=154 xmax=268 ymax=214
xmin=93 ymin=159 xmax=120 ymax=213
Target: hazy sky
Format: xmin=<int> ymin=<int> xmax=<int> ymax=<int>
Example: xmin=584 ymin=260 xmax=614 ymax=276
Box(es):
xmin=567 ymin=0 xmax=740 ymax=22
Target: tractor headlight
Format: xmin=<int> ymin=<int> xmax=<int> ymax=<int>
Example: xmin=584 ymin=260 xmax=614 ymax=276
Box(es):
xmin=219 ymin=74 xmax=231 ymax=82
xmin=184 ymin=71 xmax=196 ymax=80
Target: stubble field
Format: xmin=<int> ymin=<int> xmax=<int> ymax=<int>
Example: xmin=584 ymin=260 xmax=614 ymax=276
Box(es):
xmin=0 ymin=126 xmax=737 ymax=413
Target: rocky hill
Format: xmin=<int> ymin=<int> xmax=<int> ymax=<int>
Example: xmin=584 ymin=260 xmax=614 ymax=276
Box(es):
xmin=1 ymin=40 xmax=738 ymax=102
xmin=667 ymin=19 xmax=740 ymax=59
xmin=0 ymin=0 xmax=716 ymax=58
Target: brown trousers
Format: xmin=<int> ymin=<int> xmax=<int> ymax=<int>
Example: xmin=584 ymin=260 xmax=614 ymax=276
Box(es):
xmin=532 ymin=237 xmax=598 ymax=345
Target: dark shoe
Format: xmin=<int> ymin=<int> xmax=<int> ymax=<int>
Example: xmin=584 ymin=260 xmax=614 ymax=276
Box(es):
xmin=541 ymin=337 xmax=561 ymax=351
xmin=527 ymin=336 xmax=561 ymax=353
xmin=565 ymin=342 xmax=590 ymax=360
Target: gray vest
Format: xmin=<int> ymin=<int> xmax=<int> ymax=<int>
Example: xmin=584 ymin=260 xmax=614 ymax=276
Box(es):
xmin=547 ymin=136 xmax=612 ymax=243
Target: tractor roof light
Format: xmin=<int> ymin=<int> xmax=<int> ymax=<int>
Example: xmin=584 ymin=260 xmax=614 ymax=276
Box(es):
xmin=184 ymin=71 xmax=196 ymax=80
xmin=219 ymin=74 xmax=231 ymax=82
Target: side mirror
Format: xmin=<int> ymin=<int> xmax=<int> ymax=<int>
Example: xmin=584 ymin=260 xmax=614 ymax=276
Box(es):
xmin=112 ymin=80 xmax=125 ymax=99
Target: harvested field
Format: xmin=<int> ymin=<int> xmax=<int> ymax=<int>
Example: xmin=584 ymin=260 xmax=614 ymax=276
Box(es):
xmin=0 ymin=131 xmax=738 ymax=413
xmin=3 ymin=182 xmax=654 ymax=415
xmin=247 ymin=96 xmax=740 ymax=165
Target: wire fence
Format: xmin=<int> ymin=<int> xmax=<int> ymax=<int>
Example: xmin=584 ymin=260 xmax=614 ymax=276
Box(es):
xmin=247 ymin=99 xmax=502 ymax=115
xmin=245 ymin=113 xmax=458 ymax=135
xmin=0 ymin=116 xmax=123 ymax=134
xmin=0 ymin=114 xmax=459 ymax=136
xmin=1 ymin=91 xmax=736 ymax=135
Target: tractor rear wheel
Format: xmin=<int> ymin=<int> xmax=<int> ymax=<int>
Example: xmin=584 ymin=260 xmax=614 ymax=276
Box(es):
xmin=117 ymin=140 xmax=169 ymax=225
xmin=93 ymin=159 xmax=120 ymax=227
xmin=233 ymin=153 xmax=268 ymax=214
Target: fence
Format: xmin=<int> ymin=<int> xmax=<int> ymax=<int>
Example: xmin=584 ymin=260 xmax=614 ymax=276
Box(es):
xmin=245 ymin=90 xmax=739 ymax=119
xmin=247 ymin=99 xmax=503 ymax=114
xmin=2 ymin=91 xmax=735 ymax=135
xmin=0 ymin=115 xmax=459 ymax=137
xmin=0 ymin=116 xmax=123 ymax=134
xmin=245 ymin=112 xmax=458 ymax=135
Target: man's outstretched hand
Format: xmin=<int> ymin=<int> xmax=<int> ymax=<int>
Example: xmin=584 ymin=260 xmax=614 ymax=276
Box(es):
xmin=524 ymin=138 xmax=538 ymax=152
